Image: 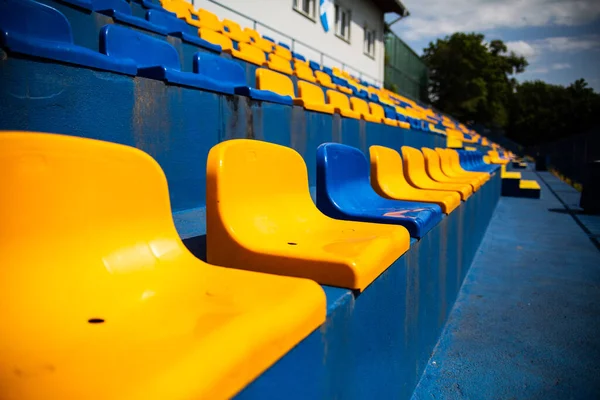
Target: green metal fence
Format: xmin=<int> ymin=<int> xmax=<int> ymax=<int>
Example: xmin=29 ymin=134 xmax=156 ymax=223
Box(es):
xmin=384 ymin=31 xmax=428 ymax=102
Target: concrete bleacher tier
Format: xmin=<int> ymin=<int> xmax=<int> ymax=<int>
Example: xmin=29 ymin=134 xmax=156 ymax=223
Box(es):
xmin=0 ymin=0 xmax=531 ymax=399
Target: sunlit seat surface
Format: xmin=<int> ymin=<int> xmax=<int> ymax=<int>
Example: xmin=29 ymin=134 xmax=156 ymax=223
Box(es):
xmin=402 ymin=146 xmax=472 ymax=200
xmin=0 ymin=132 xmax=326 ymax=400
xmin=436 ymin=148 xmax=489 ymax=186
xmin=206 ymin=139 xmax=410 ymax=291
xmin=369 ymin=145 xmax=461 ymax=214
xmin=316 ymin=143 xmax=443 ymax=238
xmin=421 ymin=147 xmax=481 ymax=191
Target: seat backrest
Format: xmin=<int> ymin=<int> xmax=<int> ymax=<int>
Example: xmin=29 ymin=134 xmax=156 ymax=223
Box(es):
xmin=297 ymin=80 xmax=325 ymax=104
xmin=146 ymin=9 xmax=188 ymax=33
xmin=222 ymin=18 xmax=242 ymax=34
xmin=194 ymin=52 xmax=245 ymax=85
xmin=309 ymin=60 xmax=321 ymax=70
xmin=421 ymin=147 xmax=445 ymax=177
xmin=92 ymin=0 xmax=131 ymax=15
xmin=369 ymin=145 xmax=415 ymax=193
xmin=0 ymin=132 xmax=196 ymax=335
xmin=315 ymin=70 xmax=333 ymax=85
xmin=239 ymin=42 xmax=267 ymax=63
xmin=256 ymin=68 xmax=295 ymax=98
xmin=262 ymin=35 xmax=275 ymax=42
xmin=383 ymin=106 xmax=397 ymax=120
xmin=197 ymin=7 xmax=222 ymax=31
xmin=100 ymin=24 xmax=180 ymax=70
xmin=274 ymin=44 xmax=292 ymax=60
xmin=401 ymin=146 xmax=429 ymax=183
xmin=349 ymin=97 xmax=371 ymax=115
xmin=243 ymin=27 xmax=259 ymax=42
xmin=322 ymin=66 xmax=333 ymax=75
xmin=316 ymin=143 xmax=380 ymax=209
xmin=326 ymin=90 xmax=351 ymax=109
xmin=206 ymin=139 xmax=320 ymax=236
xmin=268 ymin=52 xmax=291 ymax=72
xmin=369 ymin=103 xmax=386 ymax=120
xmin=291 ymin=51 xmax=306 ymax=62
xmin=278 ymin=41 xmax=290 ymax=50
xmin=294 ymin=62 xmax=315 ymax=81
xmin=0 ymin=0 xmax=74 ymax=44
xmin=200 ymin=28 xmax=233 ymax=51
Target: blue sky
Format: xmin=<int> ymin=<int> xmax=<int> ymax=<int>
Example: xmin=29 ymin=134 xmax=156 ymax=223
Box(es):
xmin=387 ymin=0 xmax=600 ymax=91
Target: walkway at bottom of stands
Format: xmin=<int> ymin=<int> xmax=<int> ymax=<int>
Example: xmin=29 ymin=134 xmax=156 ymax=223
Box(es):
xmin=412 ymin=170 xmax=600 ymax=400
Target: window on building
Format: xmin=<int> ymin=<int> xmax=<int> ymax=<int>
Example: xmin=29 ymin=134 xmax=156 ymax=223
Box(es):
xmin=293 ymin=0 xmax=317 ymax=21
xmin=335 ymin=4 xmax=351 ymax=42
xmin=364 ymin=26 xmax=375 ymax=58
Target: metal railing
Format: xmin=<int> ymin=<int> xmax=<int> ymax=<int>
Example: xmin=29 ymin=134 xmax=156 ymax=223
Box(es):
xmin=192 ymin=0 xmax=384 ymax=85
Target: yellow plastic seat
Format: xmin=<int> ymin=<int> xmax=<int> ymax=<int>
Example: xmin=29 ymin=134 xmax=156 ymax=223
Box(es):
xmin=274 ymin=44 xmax=292 ymax=61
xmin=166 ymin=2 xmax=224 ymax=32
xmin=369 ymin=146 xmax=461 ymax=214
xmin=256 ymin=68 xmax=296 ymax=98
xmin=206 ymin=139 xmax=410 ymax=291
xmin=293 ymin=61 xmax=317 ymax=83
xmin=314 ymin=70 xmax=337 ymax=89
xmin=0 ymin=132 xmax=327 ymax=400
xmin=488 ymin=150 xmax=510 ymax=165
xmin=243 ymin=28 xmax=275 ymax=52
xmin=231 ymin=42 xmax=267 ymax=66
xmin=326 ymin=90 xmax=360 ymax=119
xmin=199 ymin=28 xmax=233 ymax=51
xmin=369 ymin=102 xmax=398 ymax=126
xmin=520 ymin=180 xmax=540 ymax=189
xmin=222 ymin=18 xmax=250 ymax=43
xmin=294 ymin=81 xmax=335 ymax=114
xmin=267 ymin=53 xmax=293 ymax=75
xmin=421 ymin=148 xmax=481 ymax=191
xmin=336 ymin=85 xmax=353 ymax=95
xmin=349 ymin=97 xmax=380 ymax=123
xmin=401 ymin=146 xmax=472 ymax=200
xmin=437 ymin=148 xmax=489 ymax=185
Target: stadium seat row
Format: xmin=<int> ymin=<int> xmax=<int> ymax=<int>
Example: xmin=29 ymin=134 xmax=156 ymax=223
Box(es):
xmin=1 ymin=131 xmax=497 ymax=399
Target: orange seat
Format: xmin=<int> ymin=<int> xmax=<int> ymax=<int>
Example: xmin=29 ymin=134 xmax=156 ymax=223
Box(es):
xmin=401 ymin=146 xmax=472 ymax=200
xmin=326 ymin=90 xmax=360 ymax=119
xmin=436 ymin=148 xmax=489 ymax=185
xmin=222 ymin=18 xmax=250 ymax=43
xmin=0 ymin=132 xmax=326 ymax=400
xmin=206 ymin=139 xmax=410 ymax=291
xmin=369 ymin=146 xmax=461 ymax=214
xmin=243 ymin=28 xmax=275 ymax=52
xmin=256 ymin=68 xmax=296 ymax=98
xmin=199 ymin=28 xmax=233 ymax=51
xmin=267 ymin=53 xmax=293 ymax=75
xmin=273 ymin=44 xmax=292 ymax=61
xmin=294 ymin=81 xmax=335 ymax=114
xmin=349 ymin=97 xmax=380 ymax=123
xmin=369 ymin=103 xmax=398 ymax=126
xmin=314 ymin=70 xmax=337 ymax=89
xmin=421 ymin=147 xmax=481 ymax=191
xmin=232 ymin=42 xmax=267 ymax=66
xmin=293 ymin=61 xmax=317 ymax=83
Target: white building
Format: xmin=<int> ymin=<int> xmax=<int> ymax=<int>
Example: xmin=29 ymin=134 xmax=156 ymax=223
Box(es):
xmin=188 ymin=0 xmax=408 ymax=86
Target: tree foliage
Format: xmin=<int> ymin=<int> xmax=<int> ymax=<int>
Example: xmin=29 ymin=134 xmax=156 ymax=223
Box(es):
xmin=508 ymin=79 xmax=600 ymax=146
xmin=422 ymin=33 xmax=527 ymax=127
xmin=421 ymin=32 xmax=600 ymax=146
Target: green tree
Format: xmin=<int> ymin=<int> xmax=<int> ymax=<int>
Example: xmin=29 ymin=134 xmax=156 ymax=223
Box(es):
xmin=422 ymin=33 xmax=527 ymax=127
xmin=507 ymin=78 xmax=600 ymax=146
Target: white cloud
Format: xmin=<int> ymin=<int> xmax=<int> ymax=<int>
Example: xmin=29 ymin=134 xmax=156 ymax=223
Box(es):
xmin=529 ymin=67 xmax=549 ymax=74
xmin=551 ymin=63 xmax=571 ymax=70
xmin=505 ymin=40 xmax=537 ymax=58
xmin=504 ymin=35 xmax=600 ymax=61
xmin=394 ymin=0 xmax=600 ymax=41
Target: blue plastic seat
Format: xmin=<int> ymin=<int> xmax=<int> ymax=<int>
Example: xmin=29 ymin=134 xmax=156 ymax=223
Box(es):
xmin=262 ymin=35 xmax=275 ymax=43
xmin=146 ymin=10 xmax=221 ymax=52
xmin=92 ymin=0 xmax=168 ymax=35
xmin=458 ymin=150 xmax=499 ymax=173
xmin=278 ymin=41 xmax=290 ymax=50
xmin=56 ymin=0 xmax=93 ymax=10
xmin=291 ymin=51 xmax=305 ymax=61
xmin=322 ymin=66 xmax=333 ymax=76
xmin=194 ymin=52 xmax=252 ymax=95
xmin=309 ymin=60 xmax=321 ymax=71
xmin=316 ymin=143 xmax=443 ymax=238
xmin=100 ymin=24 xmax=231 ymax=93
xmin=134 ymin=0 xmax=166 ymax=12
xmin=0 ymin=0 xmax=136 ymax=75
